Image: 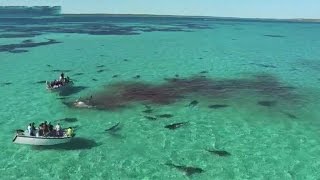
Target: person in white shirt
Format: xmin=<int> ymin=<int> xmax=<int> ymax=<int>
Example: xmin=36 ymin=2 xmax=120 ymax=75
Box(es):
xmin=55 ymin=123 xmax=61 ymax=136
xmin=27 ymin=123 xmax=32 ymax=136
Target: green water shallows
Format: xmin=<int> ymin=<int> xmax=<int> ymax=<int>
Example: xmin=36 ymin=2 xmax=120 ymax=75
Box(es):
xmin=1 ymin=17 xmax=320 ymax=179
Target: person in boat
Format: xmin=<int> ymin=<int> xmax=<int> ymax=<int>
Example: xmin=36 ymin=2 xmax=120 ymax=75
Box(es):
xmin=38 ymin=123 xmax=43 ymax=136
xmin=47 ymin=122 xmax=54 ymax=136
xmin=48 ymin=122 xmax=53 ymax=131
xmin=50 ymin=80 xmax=58 ymax=88
xmin=27 ymin=123 xmax=32 ymax=136
xmin=31 ymin=122 xmax=36 ymax=136
xmin=59 ymin=72 xmax=67 ymax=84
xmin=49 ymin=80 xmax=54 ymax=88
xmin=42 ymin=121 xmax=49 ymax=136
xmin=55 ymin=123 xmax=61 ymax=136
xmin=59 ymin=72 xmax=65 ymax=81
xmin=66 ymin=127 xmax=74 ymax=137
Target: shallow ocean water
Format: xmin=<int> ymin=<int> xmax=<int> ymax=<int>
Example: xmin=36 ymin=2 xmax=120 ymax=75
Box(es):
xmin=1 ymin=16 xmax=320 ymax=179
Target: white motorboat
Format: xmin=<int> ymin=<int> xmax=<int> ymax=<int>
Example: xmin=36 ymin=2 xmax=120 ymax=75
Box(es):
xmin=46 ymin=80 xmax=73 ymax=91
xmin=13 ymin=130 xmax=74 ymax=146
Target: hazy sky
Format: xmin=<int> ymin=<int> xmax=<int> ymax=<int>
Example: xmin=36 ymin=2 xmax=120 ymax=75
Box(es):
xmin=0 ymin=0 xmax=319 ymax=19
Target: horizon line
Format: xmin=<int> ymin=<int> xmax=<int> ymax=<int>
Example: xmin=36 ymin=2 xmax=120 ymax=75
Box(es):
xmin=0 ymin=6 xmax=319 ymax=20
xmin=60 ymin=13 xmax=320 ymax=21
xmin=1 ymin=5 xmax=319 ymax=20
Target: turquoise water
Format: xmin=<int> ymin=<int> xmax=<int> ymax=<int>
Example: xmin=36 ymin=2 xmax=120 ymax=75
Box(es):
xmin=1 ymin=16 xmax=320 ymax=179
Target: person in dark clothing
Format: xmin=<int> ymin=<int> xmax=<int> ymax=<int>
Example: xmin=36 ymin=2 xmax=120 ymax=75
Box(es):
xmin=38 ymin=123 xmax=44 ymax=136
xmin=31 ymin=122 xmax=36 ymax=136
xmin=60 ymin=72 xmax=65 ymax=82
xmin=50 ymin=80 xmax=55 ymax=87
xmin=45 ymin=122 xmax=54 ymax=136
xmin=48 ymin=122 xmax=53 ymax=132
xmin=43 ymin=121 xmax=49 ymax=136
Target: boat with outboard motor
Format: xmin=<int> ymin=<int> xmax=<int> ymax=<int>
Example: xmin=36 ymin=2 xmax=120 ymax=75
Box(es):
xmin=46 ymin=80 xmax=73 ymax=91
xmin=13 ymin=128 xmax=75 ymax=146
xmin=46 ymin=72 xmax=73 ymax=91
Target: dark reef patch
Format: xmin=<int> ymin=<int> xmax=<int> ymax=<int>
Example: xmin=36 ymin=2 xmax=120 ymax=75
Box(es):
xmin=0 ymin=17 xmax=214 ymax=44
xmin=0 ymin=39 xmax=61 ymax=53
xmin=140 ymin=27 xmax=188 ymax=33
xmin=65 ymin=74 xmax=298 ymax=111
xmin=264 ymin=34 xmax=286 ymax=38
xmin=175 ymin=23 xmax=212 ymax=30
xmin=0 ymin=33 xmax=40 ymax=38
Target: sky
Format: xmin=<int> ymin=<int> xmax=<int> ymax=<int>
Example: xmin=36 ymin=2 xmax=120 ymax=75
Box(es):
xmin=0 ymin=0 xmax=319 ymax=19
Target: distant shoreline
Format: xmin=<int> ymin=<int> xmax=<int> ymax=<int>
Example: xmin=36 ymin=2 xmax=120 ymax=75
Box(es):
xmin=0 ymin=6 xmax=319 ymax=23
xmin=0 ymin=12 xmax=319 ymax=23
xmin=61 ymin=13 xmax=320 ymax=23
